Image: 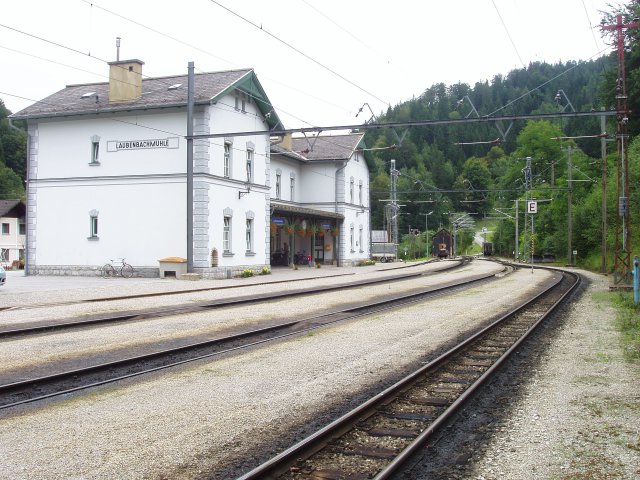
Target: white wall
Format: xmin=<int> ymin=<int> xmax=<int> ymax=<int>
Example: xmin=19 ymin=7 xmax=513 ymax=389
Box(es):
xmin=297 ymin=162 xmax=336 ymax=204
xmin=36 ymin=112 xmax=187 ymax=179
xmin=33 ymin=178 xmax=185 ymax=267
xmin=208 ymin=97 xmax=270 ymax=186
xmin=269 ymin=155 xmax=301 ymax=202
xmin=341 ymin=151 xmax=370 ymax=261
xmin=29 ymin=96 xmax=273 ymax=272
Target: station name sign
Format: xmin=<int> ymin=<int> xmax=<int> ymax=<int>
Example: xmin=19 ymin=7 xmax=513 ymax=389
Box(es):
xmin=107 ymin=137 xmax=179 ymax=152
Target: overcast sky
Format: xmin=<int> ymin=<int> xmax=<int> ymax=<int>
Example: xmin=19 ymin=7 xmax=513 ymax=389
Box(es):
xmin=1 ymin=0 xmax=615 ymax=128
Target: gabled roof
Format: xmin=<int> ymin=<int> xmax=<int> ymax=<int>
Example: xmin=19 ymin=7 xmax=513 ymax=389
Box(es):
xmin=11 ymin=69 xmax=283 ymax=130
xmin=270 ymin=143 xmax=308 ymax=162
xmin=0 ymin=200 xmax=25 ymax=218
xmin=291 ymin=133 xmax=365 ymax=161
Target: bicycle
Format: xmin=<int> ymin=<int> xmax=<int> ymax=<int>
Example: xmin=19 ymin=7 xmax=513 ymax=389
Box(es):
xmin=101 ymin=258 xmax=135 ymax=278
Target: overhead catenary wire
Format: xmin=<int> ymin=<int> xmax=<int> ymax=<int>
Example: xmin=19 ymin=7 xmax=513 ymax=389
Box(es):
xmin=82 ymin=0 xmax=355 ymax=121
xmin=491 ymin=0 xmax=526 ymax=69
xmin=206 ymin=0 xmax=390 ymax=107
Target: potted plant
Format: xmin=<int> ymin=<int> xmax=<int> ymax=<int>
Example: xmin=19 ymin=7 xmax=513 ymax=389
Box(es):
xmin=330 ymin=226 xmax=340 ymax=237
xmin=295 ymin=223 xmax=306 ymax=236
xmin=284 ymin=224 xmax=294 ymax=235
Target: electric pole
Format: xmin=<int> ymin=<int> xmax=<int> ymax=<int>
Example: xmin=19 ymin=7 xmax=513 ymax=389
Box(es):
xmin=602 ymin=14 xmax=640 ymax=284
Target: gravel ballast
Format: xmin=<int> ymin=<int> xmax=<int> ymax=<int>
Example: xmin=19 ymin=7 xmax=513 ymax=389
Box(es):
xmin=0 ymin=264 xmax=637 ymax=479
xmin=467 ymin=270 xmax=640 ymax=479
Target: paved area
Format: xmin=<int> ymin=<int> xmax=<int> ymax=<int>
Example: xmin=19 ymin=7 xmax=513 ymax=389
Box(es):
xmin=0 ymin=261 xmax=426 ymax=297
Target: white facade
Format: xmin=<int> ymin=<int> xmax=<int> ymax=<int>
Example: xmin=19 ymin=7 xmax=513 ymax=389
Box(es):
xmin=269 ymin=133 xmax=371 ymax=267
xmin=15 ymin=67 xmax=279 ymax=277
xmin=14 ymin=64 xmax=371 ymax=276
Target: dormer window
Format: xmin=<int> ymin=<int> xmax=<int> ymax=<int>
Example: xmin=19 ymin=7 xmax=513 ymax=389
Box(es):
xmin=81 ymin=92 xmax=99 ymax=104
xmin=235 ymin=91 xmax=248 ymax=113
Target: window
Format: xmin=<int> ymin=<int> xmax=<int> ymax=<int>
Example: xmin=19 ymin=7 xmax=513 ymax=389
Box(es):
xmin=350 ymin=178 xmax=355 ymax=204
xmin=223 ymin=216 xmax=231 ymax=253
xmin=1 ymin=223 xmax=9 ymax=235
xmin=359 ymin=181 xmax=363 ymax=206
xmin=350 ymin=225 xmax=355 ymax=252
xmin=290 ymin=175 xmax=295 ymax=201
xmin=246 ymin=219 xmax=253 ymax=252
xmin=224 ymin=142 xmax=231 ymax=178
xmin=235 ymin=91 xmax=247 ymax=113
xmin=275 ymin=172 xmax=281 ymax=199
xmin=359 ymin=226 xmax=363 ymax=252
xmin=19 ymin=220 xmax=25 ymax=235
xmin=90 ymin=135 xmax=100 ymax=165
xmin=88 ymin=210 xmax=99 ymax=239
xmin=246 ymin=149 xmax=253 ymax=182
xmin=0 ymin=248 xmax=7 ymax=261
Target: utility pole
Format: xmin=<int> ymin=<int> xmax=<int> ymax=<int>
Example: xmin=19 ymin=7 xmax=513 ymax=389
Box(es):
xmin=522 ymin=157 xmax=533 ymax=270
xmin=567 ymin=145 xmax=573 ymax=265
xmin=601 ymin=109 xmax=608 ymax=274
xmin=514 ymin=199 xmax=519 ymax=261
xmin=187 ymin=62 xmax=194 ymax=273
xmin=390 ymin=159 xmax=400 ymax=258
xmin=602 ymin=15 xmax=640 ymax=284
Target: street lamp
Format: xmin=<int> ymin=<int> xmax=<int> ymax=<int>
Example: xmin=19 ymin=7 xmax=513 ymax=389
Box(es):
xmin=425 ymin=211 xmax=433 ymax=256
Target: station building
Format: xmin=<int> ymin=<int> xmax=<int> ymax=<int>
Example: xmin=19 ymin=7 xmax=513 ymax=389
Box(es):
xmin=11 ymin=59 xmax=370 ymax=277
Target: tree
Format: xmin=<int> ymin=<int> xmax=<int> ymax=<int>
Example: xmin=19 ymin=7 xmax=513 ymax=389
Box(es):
xmin=0 ymin=99 xmax=27 ymax=199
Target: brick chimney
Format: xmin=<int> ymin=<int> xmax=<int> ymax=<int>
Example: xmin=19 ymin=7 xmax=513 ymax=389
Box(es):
xmin=108 ymin=59 xmax=144 ymax=103
xmin=280 ymin=133 xmax=293 ymax=151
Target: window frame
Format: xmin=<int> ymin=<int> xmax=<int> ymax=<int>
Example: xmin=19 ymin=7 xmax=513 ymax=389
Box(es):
xmin=350 ymin=178 xmax=355 ymax=204
xmin=90 ymin=135 xmax=101 ymax=165
xmin=88 ymin=211 xmax=99 ymax=240
xmin=223 ymin=216 xmax=232 ymax=253
xmin=1 ymin=223 xmax=9 ymax=235
xmin=350 ymin=225 xmax=355 ymax=253
xmin=245 ymin=218 xmax=253 ymax=253
xmin=246 ymin=149 xmax=254 ymax=183
xmin=223 ymin=142 xmax=231 ymax=178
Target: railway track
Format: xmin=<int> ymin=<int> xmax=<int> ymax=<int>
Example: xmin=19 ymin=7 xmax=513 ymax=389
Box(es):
xmin=0 ymin=261 xmax=503 ymax=411
xmin=0 ymin=260 xmax=464 ymax=338
xmin=236 ymin=268 xmax=580 ymax=480
xmin=0 ymin=260 xmax=436 ymax=313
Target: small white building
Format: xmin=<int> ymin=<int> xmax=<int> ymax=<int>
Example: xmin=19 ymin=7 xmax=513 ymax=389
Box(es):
xmin=270 ymin=133 xmax=370 ymax=266
xmin=0 ymin=200 xmax=26 ymax=268
xmin=13 ymin=60 xmax=282 ymax=277
xmin=12 ymin=59 xmax=370 ymax=276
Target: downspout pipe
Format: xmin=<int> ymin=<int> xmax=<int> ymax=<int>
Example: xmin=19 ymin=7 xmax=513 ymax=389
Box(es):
xmin=335 ymin=161 xmax=347 ymax=266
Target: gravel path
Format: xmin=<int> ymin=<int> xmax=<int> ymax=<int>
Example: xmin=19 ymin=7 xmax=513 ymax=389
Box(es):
xmin=468 ymin=270 xmax=640 ymax=479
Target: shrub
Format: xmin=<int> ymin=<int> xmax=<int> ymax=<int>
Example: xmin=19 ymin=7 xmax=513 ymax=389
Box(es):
xmin=357 ymin=259 xmax=376 ymax=266
xmin=259 ymin=266 xmax=271 ymax=275
xmin=240 ymin=269 xmax=255 ymax=278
